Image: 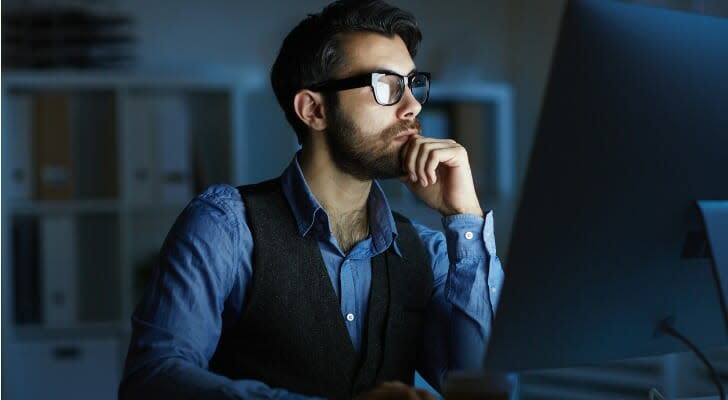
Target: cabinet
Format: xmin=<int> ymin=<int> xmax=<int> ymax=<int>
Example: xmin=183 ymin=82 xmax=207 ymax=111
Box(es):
xmin=3 ymin=337 xmax=119 ymax=400
xmin=1 ymin=70 xmax=257 ymax=399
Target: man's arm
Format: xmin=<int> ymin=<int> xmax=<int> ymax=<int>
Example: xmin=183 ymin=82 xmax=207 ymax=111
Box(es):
xmin=398 ymin=135 xmax=504 ymax=391
xmin=119 ymin=185 xmax=321 ymax=400
xmin=410 ymin=213 xmax=504 ymax=391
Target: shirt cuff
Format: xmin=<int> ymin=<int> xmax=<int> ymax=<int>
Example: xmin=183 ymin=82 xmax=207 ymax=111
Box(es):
xmin=442 ymin=211 xmax=495 ymax=261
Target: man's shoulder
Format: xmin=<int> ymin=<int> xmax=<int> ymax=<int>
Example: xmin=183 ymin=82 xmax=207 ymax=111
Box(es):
xmin=186 ymin=184 xmax=247 ymax=225
xmin=390 ymin=210 xmax=442 ymax=236
xmin=197 ymin=183 xmax=244 ymax=205
xmin=391 ymin=210 xmax=411 ymax=224
xmin=235 ymin=178 xmax=282 ymax=197
xmin=192 ymin=180 xmax=288 ymax=226
xmin=391 ymin=210 xmax=446 ymax=253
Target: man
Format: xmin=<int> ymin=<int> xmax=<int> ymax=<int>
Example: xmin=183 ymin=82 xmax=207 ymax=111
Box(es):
xmin=120 ymin=1 xmax=503 ymax=399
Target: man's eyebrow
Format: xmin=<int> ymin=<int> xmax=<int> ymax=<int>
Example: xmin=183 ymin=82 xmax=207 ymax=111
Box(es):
xmin=376 ymin=68 xmax=418 ymax=76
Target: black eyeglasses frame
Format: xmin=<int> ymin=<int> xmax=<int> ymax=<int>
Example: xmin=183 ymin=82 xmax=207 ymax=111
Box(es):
xmin=307 ymin=70 xmax=431 ymax=106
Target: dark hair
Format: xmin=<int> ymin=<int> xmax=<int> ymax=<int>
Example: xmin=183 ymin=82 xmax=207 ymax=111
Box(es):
xmin=270 ymin=0 xmax=422 ymax=144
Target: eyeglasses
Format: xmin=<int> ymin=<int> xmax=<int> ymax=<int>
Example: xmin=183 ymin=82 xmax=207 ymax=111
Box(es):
xmin=308 ymin=70 xmax=431 ymax=106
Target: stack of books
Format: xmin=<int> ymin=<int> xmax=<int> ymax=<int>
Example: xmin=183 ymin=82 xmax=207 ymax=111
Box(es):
xmin=2 ymin=7 xmax=134 ymax=69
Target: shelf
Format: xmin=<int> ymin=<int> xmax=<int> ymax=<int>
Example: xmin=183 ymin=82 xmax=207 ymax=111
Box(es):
xmin=2 ymin=69 xmax=263 ymax=91
xmin=123 ymin=201 xmax=191 ymax=212
xmin=8 ymin=199 xmax=122 ymax=215
xmin=2 ymin=76 xmax=239 ymax=344
xmin=13 ymin=321 xmax=129 ymax=341
xmin=1 ymin=70 xmax=244 ymax=400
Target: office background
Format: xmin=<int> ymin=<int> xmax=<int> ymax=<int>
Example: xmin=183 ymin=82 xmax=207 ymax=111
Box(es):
xmin=2 ymin=1 xmax=727 ymax=399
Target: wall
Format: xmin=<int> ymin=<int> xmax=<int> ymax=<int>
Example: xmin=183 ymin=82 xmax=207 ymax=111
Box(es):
xmin=113 ymin=1 xmax=511 ymax=80
xmin=506 ymin=0 xmax=566 ymax=186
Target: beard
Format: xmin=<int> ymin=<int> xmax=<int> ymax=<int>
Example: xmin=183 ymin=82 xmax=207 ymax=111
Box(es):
xmin=325 ymin=103 xmax=421 ymax=181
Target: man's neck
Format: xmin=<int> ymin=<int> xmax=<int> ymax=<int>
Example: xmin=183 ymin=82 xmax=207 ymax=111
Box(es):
xmin=298 ymin=146 xmax=371 ymax=216
xmin=298 ymin=146 xmax=372 ymax=253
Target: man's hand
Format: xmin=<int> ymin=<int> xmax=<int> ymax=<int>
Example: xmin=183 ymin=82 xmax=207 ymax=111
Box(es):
xmin=400 ymin=135 xmax=483 ymax=217
xmin=354 ymin=381 xmax=437 ymax=400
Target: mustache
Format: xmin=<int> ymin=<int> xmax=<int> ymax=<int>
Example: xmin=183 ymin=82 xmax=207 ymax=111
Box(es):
xmin=383 ymin=119 xmax=422 ymax=140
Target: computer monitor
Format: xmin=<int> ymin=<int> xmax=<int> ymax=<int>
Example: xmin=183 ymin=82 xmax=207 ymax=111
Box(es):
xmin=483 ymin=0 xmax=728 ymax=373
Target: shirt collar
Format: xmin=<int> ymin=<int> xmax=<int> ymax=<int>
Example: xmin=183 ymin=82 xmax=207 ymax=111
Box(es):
xmin=280 ymin=153 xmax=401 ymax=256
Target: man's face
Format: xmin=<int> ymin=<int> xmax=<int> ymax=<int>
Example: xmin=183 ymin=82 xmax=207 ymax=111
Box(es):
xmin=324 ymin=32 xmax=423 ymax=181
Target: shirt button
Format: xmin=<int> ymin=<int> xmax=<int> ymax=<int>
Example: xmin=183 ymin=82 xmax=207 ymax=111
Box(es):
xmin=464 ymin=231 xmax=474 ymax=240
xmin=491 ymin=287 xmax=497 ymax=293
xmin=346 ymin=313 xmax=355 ymax=322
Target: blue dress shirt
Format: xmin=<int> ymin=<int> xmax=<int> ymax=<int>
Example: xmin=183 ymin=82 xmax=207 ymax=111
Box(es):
xmin=120 ymin=155 xmax=504 ymax=399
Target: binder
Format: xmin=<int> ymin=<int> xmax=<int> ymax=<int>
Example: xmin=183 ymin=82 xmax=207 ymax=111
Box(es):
xmin=126 ymin=94 xmax=192 ymax=203
xmin=13 ymin=216 xmax=41 ymax=323
xmin=125 ymin=96 xmax=159 ymax=203
xmin=73 ymin=93 xmax=118 ymax=199
xmin=33 ymin=94 xmax=74 ymax=200
xmin=40 ymin=215 xmax=78 ymax=326
xmin=6 ymin=94 xmax=34 ymax=200
xmin=157 ymin=95 xmax=192 ymax=202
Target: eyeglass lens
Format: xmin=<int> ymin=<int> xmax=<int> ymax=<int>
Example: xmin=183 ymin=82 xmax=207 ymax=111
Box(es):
xmin=373 ymin=73 xmax=428 ymax=105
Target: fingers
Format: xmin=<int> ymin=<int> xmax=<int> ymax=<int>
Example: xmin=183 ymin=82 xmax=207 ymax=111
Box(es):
xmin=402 ymin=136 xmax=463 ymax=187
xmin=411 ymin=387 xmax=437 ymax=400
xmin=380 ymin=381 xmax=418 ymax=399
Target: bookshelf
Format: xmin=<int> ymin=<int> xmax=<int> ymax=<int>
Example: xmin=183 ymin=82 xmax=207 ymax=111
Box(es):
xmin=0 ymin=70 xmax=257 ymax=400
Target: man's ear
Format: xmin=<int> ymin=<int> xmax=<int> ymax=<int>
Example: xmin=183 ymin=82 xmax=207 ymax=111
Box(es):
xmin=293 ymin=90 xmax=327 ymax=132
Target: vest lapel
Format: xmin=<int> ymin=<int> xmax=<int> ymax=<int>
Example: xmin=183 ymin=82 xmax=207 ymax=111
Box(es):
xmin=352 ymin=250 xmax=390 ymax=392
xmin=299 ymin=233 xmax=359 ymax=388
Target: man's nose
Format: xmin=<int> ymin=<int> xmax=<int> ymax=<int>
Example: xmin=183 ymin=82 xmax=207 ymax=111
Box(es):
xmin=396 ymin=87 xmax=422 ymax=121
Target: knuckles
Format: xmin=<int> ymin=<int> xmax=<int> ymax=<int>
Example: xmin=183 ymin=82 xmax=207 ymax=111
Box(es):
xmin=403 ymin=137 xmax=469 ymax=163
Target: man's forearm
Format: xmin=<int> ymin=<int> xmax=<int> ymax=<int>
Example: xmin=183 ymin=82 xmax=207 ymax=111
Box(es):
xmin=120 ymin=358 xmax=322 ymax=400
xmin=414 ymin=212 xmax=504 ymax=390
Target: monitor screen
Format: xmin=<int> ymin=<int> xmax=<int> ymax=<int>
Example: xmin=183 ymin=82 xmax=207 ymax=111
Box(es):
xmin=483 ymin=0 xmax=728 ymax=373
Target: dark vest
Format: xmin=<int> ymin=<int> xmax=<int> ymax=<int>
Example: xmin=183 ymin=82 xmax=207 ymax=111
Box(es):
xmin=208 ymin=178 xmax=434 ymax=399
